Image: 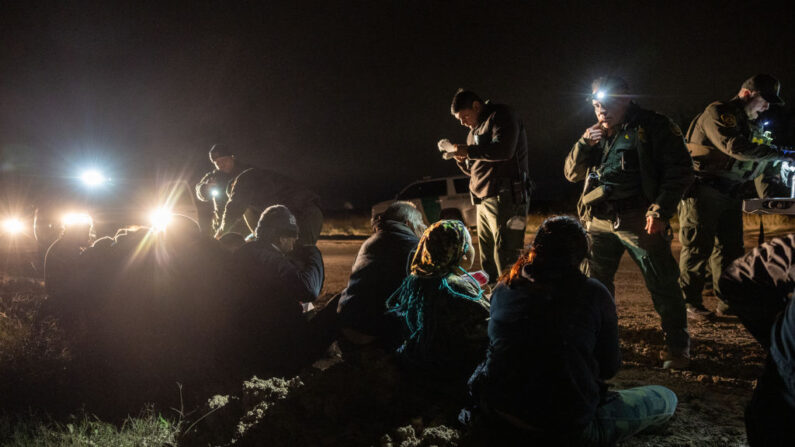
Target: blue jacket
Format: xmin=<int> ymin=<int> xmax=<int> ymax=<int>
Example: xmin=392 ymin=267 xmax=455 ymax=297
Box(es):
xmin=471 ymin=267 xmax=618 ymax=433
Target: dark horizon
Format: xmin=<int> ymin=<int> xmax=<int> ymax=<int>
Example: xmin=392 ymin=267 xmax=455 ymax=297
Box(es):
xmin=1 ymin=2 xmax=794 ymax=210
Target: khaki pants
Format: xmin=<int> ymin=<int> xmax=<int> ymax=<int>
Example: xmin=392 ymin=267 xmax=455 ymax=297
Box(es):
xmin=476 ymin=191 xmax=528 ymax=282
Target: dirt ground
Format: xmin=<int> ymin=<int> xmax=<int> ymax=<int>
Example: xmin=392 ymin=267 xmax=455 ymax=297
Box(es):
xmin=314 ymin=233 xmax=768 ymax=447
xmin=0 ymin=232 xmax=775 ymax=446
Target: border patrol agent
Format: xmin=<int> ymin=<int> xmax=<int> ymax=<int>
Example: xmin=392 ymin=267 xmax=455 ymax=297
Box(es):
xmin=679 ymin=74 xmax=793 ymax=318
xmin=564 ymin=76 xmax=694 ymax=369
xmin=449 ymin=89 xmax=532 ymax=283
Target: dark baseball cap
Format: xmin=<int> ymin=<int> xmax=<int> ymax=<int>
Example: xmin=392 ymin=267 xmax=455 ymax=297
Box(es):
xmin=255 ymin=205 xmax=299 ymax=240
xmin=742 ymin=74 xmax=784 ymax=105
xmin=208 ymin=144 xmax=234 ymax=161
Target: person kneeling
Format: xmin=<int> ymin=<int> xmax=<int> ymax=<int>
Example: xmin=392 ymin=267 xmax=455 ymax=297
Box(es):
xmin=466 ymin=216 xmax=677 ymax=446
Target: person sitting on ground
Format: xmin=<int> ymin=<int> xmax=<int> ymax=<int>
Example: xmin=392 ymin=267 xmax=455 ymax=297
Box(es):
xmin=464 ymin=215 xmax=677 ymax=446
xmin=337 ymin=201 xmax=426 ymax=348
xmin=719 ymin=234 xmax=795 ymax=446
xmin=233 ymin=204 xmax=335 ymax=374
xmin=386 ymin=219 xmax=489 ymax=380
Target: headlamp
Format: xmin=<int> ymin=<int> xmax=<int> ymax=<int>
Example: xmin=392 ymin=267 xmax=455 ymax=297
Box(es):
xmin=595 ymin=90 xmax=606 ymax=100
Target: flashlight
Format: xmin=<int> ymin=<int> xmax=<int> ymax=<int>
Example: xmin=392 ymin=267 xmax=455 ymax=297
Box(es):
xmin=62 ymin=213 xmax=93 ymax=227
xmin=210 ymin=187 xmax=221 ymax=198
xmin=80 ymin=170 xmax=107 ymax=187
xmin=149 ymin=207 xmax=172 ymax=231
xmin=2 ymin=218 xmax=25 ymax=235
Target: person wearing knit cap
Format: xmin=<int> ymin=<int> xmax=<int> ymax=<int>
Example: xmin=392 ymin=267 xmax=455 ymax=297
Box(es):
xmin=464 ymin=216 xmax=677 ymax=445
xmin=231 ymin=205 xmax=334 ymax=373
xmin=387 ymin=219 xmax=489 ymax=380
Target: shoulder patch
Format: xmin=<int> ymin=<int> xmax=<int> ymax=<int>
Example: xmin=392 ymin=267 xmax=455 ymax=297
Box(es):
xmin=720 ymin=113 xmax=738 ymax=128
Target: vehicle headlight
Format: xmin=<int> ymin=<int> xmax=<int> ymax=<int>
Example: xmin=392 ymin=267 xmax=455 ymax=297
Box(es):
xmin=149 ymin=207 xmax=172 ymax=231
xmin=61 ymin=213 xmax=93 ymax=227
xmin=2 ymin=218 xmax=25 ymax=235
xmin=80 ymin=169 xmax=107 ymax=187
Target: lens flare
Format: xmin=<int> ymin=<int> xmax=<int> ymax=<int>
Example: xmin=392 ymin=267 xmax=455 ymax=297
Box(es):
xmin=595 ymin=90 xmax=606 ymax=100
xmin=210 ymin=188 xmax=221 ymax=198
xmin=2 ymin=218 xmax=24 ymax=235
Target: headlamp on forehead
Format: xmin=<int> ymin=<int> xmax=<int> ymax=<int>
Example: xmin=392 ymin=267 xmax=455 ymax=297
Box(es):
xmin=595 ymin=90 xmax=607 ymax=100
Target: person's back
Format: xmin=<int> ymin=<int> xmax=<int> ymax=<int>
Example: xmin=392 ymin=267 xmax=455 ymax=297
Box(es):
xmin=483 ymin=272 xmax=616 ymax=432
xmin=466 ymin=216 xmax=677 ymax=446
xmin=338 ymin=202 xmax=424 ymax=345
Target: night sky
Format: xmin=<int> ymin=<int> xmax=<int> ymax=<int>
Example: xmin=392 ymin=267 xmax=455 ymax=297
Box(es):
xmin=1 ymin=2 xmax=794 ymax=210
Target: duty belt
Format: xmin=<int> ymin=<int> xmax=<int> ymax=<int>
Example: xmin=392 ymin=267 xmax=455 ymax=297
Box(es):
xmin=697 ymin=176 xmax=743 ymax=196
xmin=591 ymin=194 xmax=649 ymax=221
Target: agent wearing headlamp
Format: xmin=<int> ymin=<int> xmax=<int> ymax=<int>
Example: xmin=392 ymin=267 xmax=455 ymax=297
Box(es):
xmin=564 ymin=76 xmax=694 ymax=369
xmin=679 ymin=74 xmax=795 ymax=319
xmin=195 ymin=144 xmax=248 ymax=235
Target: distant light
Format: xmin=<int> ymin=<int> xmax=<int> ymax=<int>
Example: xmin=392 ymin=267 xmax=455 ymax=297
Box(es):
xmin=763 ymin=121 xmax=770 ymax=126
xmin=595 ymin=90 xmax=606 ymax=100
xmin=62 ymin=213 xmax=93 ymax=227
xmin=149 ymin=207 xmax=172 ymax=231
xmin=80 ymin=170 xmax=107 ymax=187
xmin=210 ymin=188 xmax=221 ymax=198
xmin=2 ymin=218 xmax=24 ymax=235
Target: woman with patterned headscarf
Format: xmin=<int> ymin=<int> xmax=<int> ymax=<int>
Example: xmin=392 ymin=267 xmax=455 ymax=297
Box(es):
xmin=387 ymin=220 xmax=489 ymax=379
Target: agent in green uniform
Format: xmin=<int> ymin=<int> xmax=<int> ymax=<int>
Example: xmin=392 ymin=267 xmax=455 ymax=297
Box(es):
xmin=679 ymin=74 xmax=793 ymax=318
xmin=564 ymin=76 xmax=694 ymax=369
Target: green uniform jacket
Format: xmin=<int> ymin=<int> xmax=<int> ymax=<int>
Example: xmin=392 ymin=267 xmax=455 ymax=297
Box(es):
xmin=564 ymin=103 xmax=694 ymax=220
xmin=686 ymin=98 xmax=788 ymax=192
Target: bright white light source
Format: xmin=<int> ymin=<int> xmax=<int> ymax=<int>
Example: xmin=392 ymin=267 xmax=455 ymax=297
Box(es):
xmin=210 ymin=188 xmax=221 ymax=198
xmin=62 ymin=213 xmax=93 ymax=227
xmin=595 ymin=90 xmax=606 ymax=100
xmin=763 ymin=121 xmax=770 ymax=126
xmin=80 ymin=170 xmax=106 ymax=187
xmin=149 ymin=208 xmax=172 ymax=231
xmin=2 ymin=218 xmax=24 ymax=235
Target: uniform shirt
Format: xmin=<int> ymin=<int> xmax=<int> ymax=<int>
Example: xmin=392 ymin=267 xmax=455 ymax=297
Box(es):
xmin=564 ymin=103 xmax=694 ymax=219
xmin=686 ymin=98 xmax=783 ymax=183
xmin=455 ymin=102 xmax=530 ymax=200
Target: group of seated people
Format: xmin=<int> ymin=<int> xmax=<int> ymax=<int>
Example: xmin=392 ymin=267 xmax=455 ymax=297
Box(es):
xmin=42 ymin=201 xmax=795 ymax=445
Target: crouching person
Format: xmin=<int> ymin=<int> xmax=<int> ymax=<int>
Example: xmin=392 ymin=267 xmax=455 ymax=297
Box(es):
xmin=233 ymin=205 xmax=335 ymax=375
xmin=337 ymin=201 xmax=426 ymax=348
xmin=465 ymin=216 xmax=677 ymax=446
xmin=719 ymin=235 xmax=795 ymax=446
xmin=387 ymin=220 xmax=489 ymax=381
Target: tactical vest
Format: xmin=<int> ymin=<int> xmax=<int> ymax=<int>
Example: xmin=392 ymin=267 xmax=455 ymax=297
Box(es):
xmin=596 ymin=126 xmax=643 ymax=200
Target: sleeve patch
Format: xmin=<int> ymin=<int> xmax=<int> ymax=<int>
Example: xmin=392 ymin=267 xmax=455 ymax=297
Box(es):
xmin=720 ymin=113 xmax=738 ymax=128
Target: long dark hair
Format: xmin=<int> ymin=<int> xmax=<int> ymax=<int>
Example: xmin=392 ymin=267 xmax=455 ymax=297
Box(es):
xmin=499 ymin=216 xmax=588 ymax=286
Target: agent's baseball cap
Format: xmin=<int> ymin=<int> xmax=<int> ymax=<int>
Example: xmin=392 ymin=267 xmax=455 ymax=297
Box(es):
xmin=742 ymin=74 xmax=784 ymax=105
xmin=208 ymin=144 xmax=234 ymax=161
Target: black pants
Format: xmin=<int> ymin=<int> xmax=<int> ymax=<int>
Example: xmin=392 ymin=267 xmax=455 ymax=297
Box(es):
xmin=746 ymin=359 xmax=795 ymax=447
